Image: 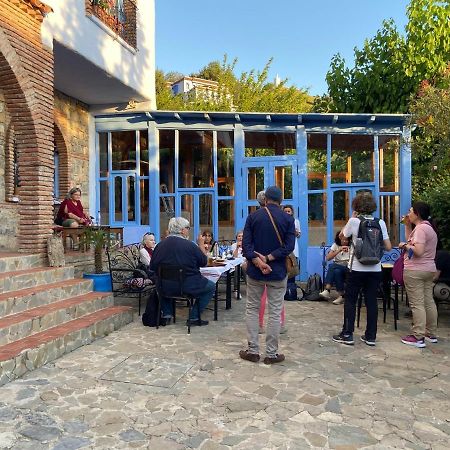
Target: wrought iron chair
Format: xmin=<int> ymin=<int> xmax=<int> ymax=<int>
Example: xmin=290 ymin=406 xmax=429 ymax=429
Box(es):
xmin=155 ymin=265 xmax=200 ymax=334
xmin=106 ymin=243 xmax=154 ymax=315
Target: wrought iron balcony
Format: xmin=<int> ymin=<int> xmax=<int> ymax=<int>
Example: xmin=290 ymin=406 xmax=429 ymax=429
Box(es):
xmin=87 ymin=0 xmax=137 ymax=49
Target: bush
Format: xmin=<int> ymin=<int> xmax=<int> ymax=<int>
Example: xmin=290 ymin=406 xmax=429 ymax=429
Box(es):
xmin=420 ymin=174 xmax=450 ymax=251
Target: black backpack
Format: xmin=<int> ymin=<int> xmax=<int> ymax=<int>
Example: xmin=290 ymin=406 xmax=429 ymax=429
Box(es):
xmin=303 ymin=273 xmax=323 ymax=301
xmin=354 ymin=216 xmax=384 ymax=265
xmin=142 ymin=289 xmax=165 ymax=327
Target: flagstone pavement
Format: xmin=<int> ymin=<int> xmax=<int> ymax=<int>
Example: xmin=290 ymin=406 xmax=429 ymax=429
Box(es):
xmin=0 ymin=291 xmax=449 ymax=450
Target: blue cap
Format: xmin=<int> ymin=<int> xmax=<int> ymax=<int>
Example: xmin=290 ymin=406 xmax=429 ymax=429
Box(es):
xmin=265 ymin=185 xmax=283 ymax=204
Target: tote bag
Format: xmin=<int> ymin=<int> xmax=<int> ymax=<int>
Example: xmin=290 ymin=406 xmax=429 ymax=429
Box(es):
xmin=392 ymin=251 xmax=405 ymax=286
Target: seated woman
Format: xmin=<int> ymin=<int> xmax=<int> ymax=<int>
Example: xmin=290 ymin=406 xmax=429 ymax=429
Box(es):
xmin=319 ymin=231 xmax=350 ymax=305
xmin=202 ymin=229 xmax=219 ymax=256
xmin=433 ymin=249 xmax=450 ymax=301
xmin=139 ymin=232 xmax=156 ymax=267
xmin=56 ymin=188 xmax=92 ymax=228
xmin=231 ymin=230 xmax=244 ymax=258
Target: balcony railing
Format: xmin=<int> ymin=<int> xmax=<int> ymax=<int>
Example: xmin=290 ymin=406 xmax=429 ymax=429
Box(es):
xmin=86 ymin=0 xmax=137 ymax=49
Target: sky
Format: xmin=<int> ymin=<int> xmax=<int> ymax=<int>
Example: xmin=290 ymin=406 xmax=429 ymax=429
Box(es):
xmin=155 ymin=0 xmax=410 ymax=96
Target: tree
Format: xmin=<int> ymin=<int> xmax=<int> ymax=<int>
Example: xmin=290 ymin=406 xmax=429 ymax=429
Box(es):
xmin=156 ymin=56 xmax=313 ymax=113
xmin=326 ymin=0 xmax=450 ymax=113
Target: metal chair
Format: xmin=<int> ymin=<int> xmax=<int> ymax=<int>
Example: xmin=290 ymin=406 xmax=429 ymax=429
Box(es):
xmin=155 ymin=265 xmax=200 ymax=334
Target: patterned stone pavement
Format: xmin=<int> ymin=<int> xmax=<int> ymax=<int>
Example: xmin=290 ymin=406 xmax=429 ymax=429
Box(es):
xmin=0 ymin=290 xmax=449 ymax=450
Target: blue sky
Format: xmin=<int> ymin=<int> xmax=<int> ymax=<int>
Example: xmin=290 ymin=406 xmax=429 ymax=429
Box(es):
xmin=155 ymin=0 xmax=410 ymax=96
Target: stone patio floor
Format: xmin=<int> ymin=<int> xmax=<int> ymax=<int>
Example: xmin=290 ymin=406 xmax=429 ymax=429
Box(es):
xmin=0 ymin=290 xmax=449 ymax=450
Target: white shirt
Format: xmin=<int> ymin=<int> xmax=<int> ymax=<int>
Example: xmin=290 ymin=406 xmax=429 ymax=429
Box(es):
xmin=293 ymin=218 xmax=301 ymax=258
xmin=139 ymin=247 xmax=152 ymax=266
xmin=342 ymin=216 xmax=389 ymax=272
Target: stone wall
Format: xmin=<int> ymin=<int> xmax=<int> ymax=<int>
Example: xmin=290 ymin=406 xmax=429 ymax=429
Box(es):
xmin=54 ymin=91 xmax=90 ymax=208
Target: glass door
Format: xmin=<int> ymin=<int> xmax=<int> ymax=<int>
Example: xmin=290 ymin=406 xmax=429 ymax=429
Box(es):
xmin=111 ymin=173 xmax=137 ymax=225
xmin=243 ymin=160 xmax=298 ymax=216
xmin=176 ymin=190 xmax=215 ymax=241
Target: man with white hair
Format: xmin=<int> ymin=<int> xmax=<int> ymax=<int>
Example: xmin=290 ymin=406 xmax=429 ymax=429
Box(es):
xmin=150 ymin=217 xmax=215 ymax=326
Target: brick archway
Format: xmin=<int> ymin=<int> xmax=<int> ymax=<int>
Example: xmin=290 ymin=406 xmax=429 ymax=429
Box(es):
xmin=54 ymin=122 xmax=70 ymax=198
xmin=0 ymin=8 xmax=54 ymax=254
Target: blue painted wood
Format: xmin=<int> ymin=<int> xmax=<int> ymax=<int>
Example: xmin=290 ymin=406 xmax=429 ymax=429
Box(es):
xmin=296 ymin=126 xmax=308 ymax=280
xmin=399 ymin=126 xmax=412 ymax=242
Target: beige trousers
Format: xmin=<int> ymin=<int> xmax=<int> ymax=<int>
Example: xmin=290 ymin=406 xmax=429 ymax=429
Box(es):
xmin=404 ymin=269 xmax=437 ymax=338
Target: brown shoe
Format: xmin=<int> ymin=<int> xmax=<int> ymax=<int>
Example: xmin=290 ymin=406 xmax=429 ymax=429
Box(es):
xmin=239 ymin=350 xmax=260 ymax=363
xmin=263 ymin=354 xmax=285 ymax=365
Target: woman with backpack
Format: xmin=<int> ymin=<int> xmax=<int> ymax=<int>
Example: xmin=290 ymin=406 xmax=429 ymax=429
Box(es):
xmin=332 ymin=192 xmax=392 ymax=347
xmin=399 ymin=202 xmax=438 ymax=348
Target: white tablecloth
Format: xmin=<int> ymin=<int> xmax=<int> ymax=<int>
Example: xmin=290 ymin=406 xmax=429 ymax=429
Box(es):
xmin=200 ymin=256 xmax=245 ymax=283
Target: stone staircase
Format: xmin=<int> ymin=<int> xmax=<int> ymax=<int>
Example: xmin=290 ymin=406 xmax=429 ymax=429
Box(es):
xmin=0 ymin=253 xmax=133 ymax=386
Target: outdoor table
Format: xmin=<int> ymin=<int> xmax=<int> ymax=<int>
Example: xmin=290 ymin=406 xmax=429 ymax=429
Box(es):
xmin=200 ymin=257 xmax=245 ymax=320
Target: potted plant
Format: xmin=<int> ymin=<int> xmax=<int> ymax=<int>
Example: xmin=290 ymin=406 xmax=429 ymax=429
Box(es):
xmin=80 ymin=226 xmax=112 ymax=292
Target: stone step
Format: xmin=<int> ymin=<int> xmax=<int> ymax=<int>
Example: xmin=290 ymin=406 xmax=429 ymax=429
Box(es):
xmin=0 ymin=278 xmax=93 ymax=317
xmin=0 ymin=253 xmax=43 ymax=272
xmin=0 ymin=292 xmax=115 ymax=346
xmin=0 ymin=266 xmax=75 ymax=295
xmin=0 ymin=306 xmax=134 ymax=386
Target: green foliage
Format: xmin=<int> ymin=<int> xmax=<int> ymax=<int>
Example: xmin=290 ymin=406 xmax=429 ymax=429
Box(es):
xmin=410 ymin=67 xmax=450 ymax=196
xmin=420 ymin=174 xmax=450 ymax=250
xmin=156 ymin=56 xmax=313 ymax=113
xmin=326 ymin=0 xmax=450 ymax=113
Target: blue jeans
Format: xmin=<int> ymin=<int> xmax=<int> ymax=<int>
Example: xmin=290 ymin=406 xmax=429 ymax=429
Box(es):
xmin=160 ymin=280 xmax=216 ymax=320
xmin=190 ymin=280 xmax=216 ymax=320
xmin=325 ymin=263 xmax=348 ymax=292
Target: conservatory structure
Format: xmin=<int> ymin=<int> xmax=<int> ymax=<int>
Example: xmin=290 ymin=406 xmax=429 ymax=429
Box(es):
xmin=92 ymin=111 xmax=411 ymax=279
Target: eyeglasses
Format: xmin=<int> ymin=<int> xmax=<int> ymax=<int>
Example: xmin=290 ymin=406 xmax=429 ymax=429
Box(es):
xmin=184 ymin=226 xmax=191 ymax=230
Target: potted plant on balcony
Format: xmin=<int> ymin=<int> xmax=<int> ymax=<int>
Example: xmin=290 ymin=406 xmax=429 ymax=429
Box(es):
xmin=80 ymin=226 xmax=112 ymax=292
xmin=91 ymin=0 xmax=117 ymax=30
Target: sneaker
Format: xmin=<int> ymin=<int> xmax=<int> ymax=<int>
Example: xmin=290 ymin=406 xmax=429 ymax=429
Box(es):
xmin=259 ymin=326 xmax=265 ymax=334
xmin=332 ymin=296 xmax=344 ymax=305
xmin=401 ymin=335 xmax=426 ymax=348
xmin=280 ymin=325 xmax=288 ymax=334
xmin=425 ymin=334 xmax=438 ymax=343
xmin=319 ymin=289 xmax=331 ymax=300
xmin=186 ymin=319 xmax=209 ymax=326
xmin=234 ymin=292 xmax=242 ymax=300
xmin=263 ymin=354 xmax=285 ymax=365
xmin=332 ymin=332 xmax=354 ymax=345
xmin=239 ymin=350 xmax=260 ymax=363
xmin=360 ymin=335 xmax=376 ymax=346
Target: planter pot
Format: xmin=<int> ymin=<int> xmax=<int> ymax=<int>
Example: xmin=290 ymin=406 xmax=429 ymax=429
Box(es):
xmin=83 ymin=272 xmax=112 ymax=292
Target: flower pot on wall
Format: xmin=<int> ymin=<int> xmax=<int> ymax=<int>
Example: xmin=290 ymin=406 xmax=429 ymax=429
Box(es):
xmin=83 ymin=272 xmax=112 ymax=292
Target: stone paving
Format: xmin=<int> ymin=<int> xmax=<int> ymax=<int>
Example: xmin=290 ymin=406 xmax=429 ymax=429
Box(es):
xmin=0 ymin=291 xmax=449 ymax=450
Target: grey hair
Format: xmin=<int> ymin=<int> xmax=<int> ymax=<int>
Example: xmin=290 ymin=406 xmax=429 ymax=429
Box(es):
xmin=67 ymin=187 xmax=81 ymax=198
xmin=256 ymin=190 xmax=266 ymax=206
xmin=142 ymin=233 xmax=155 ymax=245
xmin=168 ymin=217 xmax=190 ymax=236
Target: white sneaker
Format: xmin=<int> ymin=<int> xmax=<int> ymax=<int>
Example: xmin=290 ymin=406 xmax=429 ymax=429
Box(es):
xmin=332 ymin=296 xmax=344 ymax=305
xmin=319 ymin=289 xmax=331 ymax=299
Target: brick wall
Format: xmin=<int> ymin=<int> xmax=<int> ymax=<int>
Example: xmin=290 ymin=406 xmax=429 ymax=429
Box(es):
xmin=0 ymin=0 xmax=54 ymax=254
xmin=54 ymin=90 xmax=90 ymax=208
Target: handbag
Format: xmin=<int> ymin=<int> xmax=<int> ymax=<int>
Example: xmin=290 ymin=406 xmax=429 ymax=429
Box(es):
xmin=392 ymin=250 xmax=405 ymax=286
xmin=264 ymin=207 xmax=300 ymax=279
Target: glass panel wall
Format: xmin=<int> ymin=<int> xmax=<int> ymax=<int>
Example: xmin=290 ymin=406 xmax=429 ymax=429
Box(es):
xmin=307 ymin=134 xmax=327 ymax=189
xmin=380 ymin=195 xmax=400 ymax=245
xmin=245 ymin=132 xmax=296 ymax=157
xmin=140 ymin=178 xmax=149 ymax=225
xmin=127 ymin=176 xmax=135 ymax=222
xmin=160 ymin=195 xmax=175 ymax=237
xmin=308 ymin=192 xmax=327 ymax=245
xmin=159 ymin=130 xmax=175 ymax=193
xmin=114 ymin=177 xmax=123 ymax=222
xmin=199 ymin=193 xmax=213 ymax=235
xmin=179 ymin=130 xmax=213 ymax=188
xmin=217 ymin=131 xmax=234 ymax=196
xmin=99 ymin=132 xmax=108 ymax=177
xmin=274 ymin=165 xmax=293 ymax=201
xmin=247 ymin=167 xmax=264 ymax=200
xmin=181 ymin=194 xmax=194 ymax=240
xmin=331 ymin=135 xmax=374 ymax=183
xmin=333 ymin=190 xmax=349 ymax=238
xmin=112 ymin=131 xmax=136 ymax=171
xmin=99 ymin=180 xmax=109 ymax=225
xmin=379 ymin=136 xmax=399 ymax=192
xmin=140 ymin=130 xmax=148 ymax=176
xmin=218 ymin=199 xmax=235 ymax=240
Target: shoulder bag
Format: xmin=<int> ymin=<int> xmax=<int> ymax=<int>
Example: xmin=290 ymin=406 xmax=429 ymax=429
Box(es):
xmin=264 ymin=207 xmax=299 ymax=278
